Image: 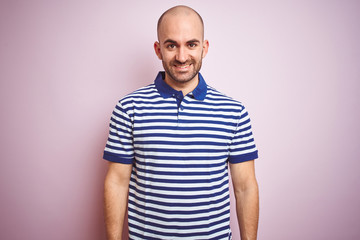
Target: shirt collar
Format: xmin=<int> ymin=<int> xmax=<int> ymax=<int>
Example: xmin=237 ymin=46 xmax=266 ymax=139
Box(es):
xmin=154 ymin=71 xmax=207 ymax=100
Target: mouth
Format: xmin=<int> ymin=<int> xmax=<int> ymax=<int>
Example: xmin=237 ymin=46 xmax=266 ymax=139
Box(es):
xmin=174 ymin=64 xmax=191 ymax=70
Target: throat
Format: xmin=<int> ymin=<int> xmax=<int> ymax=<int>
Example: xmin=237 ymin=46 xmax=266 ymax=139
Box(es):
xmin=165 ymin=74 xmax=199 ymax=96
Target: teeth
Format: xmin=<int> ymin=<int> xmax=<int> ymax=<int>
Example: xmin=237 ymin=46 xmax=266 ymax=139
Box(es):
xmin=178 ymin=65 xmax=190 ymax=68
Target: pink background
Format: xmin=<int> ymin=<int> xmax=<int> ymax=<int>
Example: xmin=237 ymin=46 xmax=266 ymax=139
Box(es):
xmin=1 ymin=0 xmax=359 ymax=239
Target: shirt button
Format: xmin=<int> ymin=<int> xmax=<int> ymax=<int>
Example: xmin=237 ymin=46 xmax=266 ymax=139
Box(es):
xmin=180 ymin=106 xmax=184 ymax=111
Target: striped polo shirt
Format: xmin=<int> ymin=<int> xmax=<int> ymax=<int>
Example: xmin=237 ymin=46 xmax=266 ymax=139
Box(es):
xmin=103 ymin=72 xmax=258 ymax=240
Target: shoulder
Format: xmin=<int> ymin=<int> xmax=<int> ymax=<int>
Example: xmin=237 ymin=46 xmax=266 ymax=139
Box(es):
xmin=110 ymin=83 xmax=158 ymax=114
xmin=205 ymin=85 xmax=246 ymax=111
xmin=120 ymin=83 xmax=158 ymax=103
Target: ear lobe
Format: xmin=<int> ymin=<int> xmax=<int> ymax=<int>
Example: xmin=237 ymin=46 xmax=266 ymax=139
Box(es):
xmin=154 ymin=41 xmax=162 ymax=60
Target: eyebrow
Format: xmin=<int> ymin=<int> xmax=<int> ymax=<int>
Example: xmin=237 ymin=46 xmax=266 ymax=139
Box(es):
xmin=163 ymin=39 xmax=201 ymax=45
xmin=187 ymin=39 xmax=201 ymax=44
xmin=163 ymin=39 xmax=177 ymax=45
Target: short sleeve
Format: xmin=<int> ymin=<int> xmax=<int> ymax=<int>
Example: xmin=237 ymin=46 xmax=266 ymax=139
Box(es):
xmin=228 ymin=106 xmax=258 ymax=164
xmin=103 ymin=101 xmax=134 ymax=164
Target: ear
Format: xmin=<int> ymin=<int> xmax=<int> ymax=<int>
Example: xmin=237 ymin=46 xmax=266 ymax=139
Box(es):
xmin=202 ymin=40 xmax=209 ymax=58
xmin=154 ymin=41 xmax=162 ymax=60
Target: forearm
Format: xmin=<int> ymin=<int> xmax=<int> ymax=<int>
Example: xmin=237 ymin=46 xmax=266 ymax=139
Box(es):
xmin=235 ymin=180 xmax=259 ymax=240
xmin=104 ymin=176 xmax=129 ymax=240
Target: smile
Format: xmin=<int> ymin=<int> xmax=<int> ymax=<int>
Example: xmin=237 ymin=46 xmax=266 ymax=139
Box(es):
xmin=175 ymin=64 xmax=191 ymax=69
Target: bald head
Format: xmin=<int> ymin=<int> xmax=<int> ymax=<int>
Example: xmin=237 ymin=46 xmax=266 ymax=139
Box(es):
xmin=157 ymin=5 xmax=204 ymax=41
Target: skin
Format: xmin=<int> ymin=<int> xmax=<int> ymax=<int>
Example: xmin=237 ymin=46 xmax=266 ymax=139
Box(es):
xmin=104 ymin=162 xmax=132 ymax=240
xmin=230 ymin=160 xmax=259 ymax=240
xmin=104 ymin=5 xmax=259 ymax=240
xmin=154 ymin=6 xmax=209 ymax=96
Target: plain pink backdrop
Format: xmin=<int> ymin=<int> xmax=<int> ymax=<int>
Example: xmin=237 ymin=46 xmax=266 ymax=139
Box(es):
xmin=1 ymin=0 xmax=359 ymax=239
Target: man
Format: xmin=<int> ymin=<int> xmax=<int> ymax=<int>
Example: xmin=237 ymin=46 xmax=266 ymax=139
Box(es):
xmin=104 ymin=5 xmax=259 ymax=240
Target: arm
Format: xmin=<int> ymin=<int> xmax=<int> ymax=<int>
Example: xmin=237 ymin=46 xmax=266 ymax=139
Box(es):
xmin=229 ymin=160 xmax=259 ymax=240
xmin=104 ymin=161 xmax=133 ymax=240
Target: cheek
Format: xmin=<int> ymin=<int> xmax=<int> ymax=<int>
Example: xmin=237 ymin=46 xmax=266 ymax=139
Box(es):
xmin=193 ymin=49 xmax=204 ymax=58
xmin=162 ymin=53 xmax=175 ymax=63
xmin=193 ymin=52 xmax=203 ymax=61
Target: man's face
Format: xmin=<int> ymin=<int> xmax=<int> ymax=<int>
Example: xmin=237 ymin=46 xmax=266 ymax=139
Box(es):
xmin=155 ymin=13 xmax=209 ymax=85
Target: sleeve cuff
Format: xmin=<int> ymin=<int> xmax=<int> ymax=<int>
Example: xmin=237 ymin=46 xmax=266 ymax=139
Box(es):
xmin=228 ymin=150 xmax=258 ymax=164
xmin=103 ymin=152 xmax=134 ymax=164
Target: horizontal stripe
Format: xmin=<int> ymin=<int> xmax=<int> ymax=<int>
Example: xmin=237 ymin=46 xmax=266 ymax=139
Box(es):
xmin=128 ymin=189 xmax=230 ymax=209
xmin=132 ymin=168 xmax=228 ymax=184
xmin=128 ymin=198 xmax=229 ymax=220
xmin=129 ymin=178 xmax=228 ymax=197
xmin=129 ymin=183 xmax=229 ymax=203
xmin=128 ymin=222 xmax=230 ymax=240
xmin=127 ymin=210 xmax=230 ymax=230
xmin=128 ymin=194 xmax=229 ymax=212
xmin=134 ymin=157 xmax=227 ymax=167
xmin=130 ymin=177 xmax=228 ymax=194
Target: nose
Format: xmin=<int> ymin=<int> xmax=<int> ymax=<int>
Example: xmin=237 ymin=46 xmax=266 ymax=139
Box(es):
xmin=175 ymin=47 xmax=188 ymax=63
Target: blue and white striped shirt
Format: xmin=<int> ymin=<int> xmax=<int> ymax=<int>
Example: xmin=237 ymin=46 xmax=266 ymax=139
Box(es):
xmin=103 ymin=72 xmax=258 ymax=240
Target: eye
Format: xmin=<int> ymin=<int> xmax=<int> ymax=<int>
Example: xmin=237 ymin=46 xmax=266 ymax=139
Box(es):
xmin=188 ymin=43 xmax=197 ymax=48
xmin=167 ymin=44 xmax=176 ymax=49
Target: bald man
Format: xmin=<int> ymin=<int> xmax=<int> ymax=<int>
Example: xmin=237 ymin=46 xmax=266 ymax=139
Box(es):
xmin=104 ymin=5 xmax=259 ymax=240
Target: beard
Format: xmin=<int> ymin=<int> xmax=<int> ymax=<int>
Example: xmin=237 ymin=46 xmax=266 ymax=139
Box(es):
xmin=162 ymin=54 xmax=203 ymax=84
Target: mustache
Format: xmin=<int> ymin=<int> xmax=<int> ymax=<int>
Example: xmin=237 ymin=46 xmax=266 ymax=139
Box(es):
xmin=171 ymin=59 xmax=194 ymax=65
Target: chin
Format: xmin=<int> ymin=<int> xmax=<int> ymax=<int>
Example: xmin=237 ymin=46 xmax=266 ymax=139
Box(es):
xmin=163 ymin=63 xmax=200 ymax=84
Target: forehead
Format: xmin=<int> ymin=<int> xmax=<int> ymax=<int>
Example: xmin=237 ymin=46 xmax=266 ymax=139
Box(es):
xmin=158 ymin=13 xmax=203 ymax=43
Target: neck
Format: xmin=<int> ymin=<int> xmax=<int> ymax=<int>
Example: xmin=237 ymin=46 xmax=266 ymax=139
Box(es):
xmin=164 ymin=74 xmax=199 ymax=96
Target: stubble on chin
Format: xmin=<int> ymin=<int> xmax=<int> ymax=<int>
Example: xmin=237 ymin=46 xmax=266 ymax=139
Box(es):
xmin=163 ymin=59 xmax=202 ymax=84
